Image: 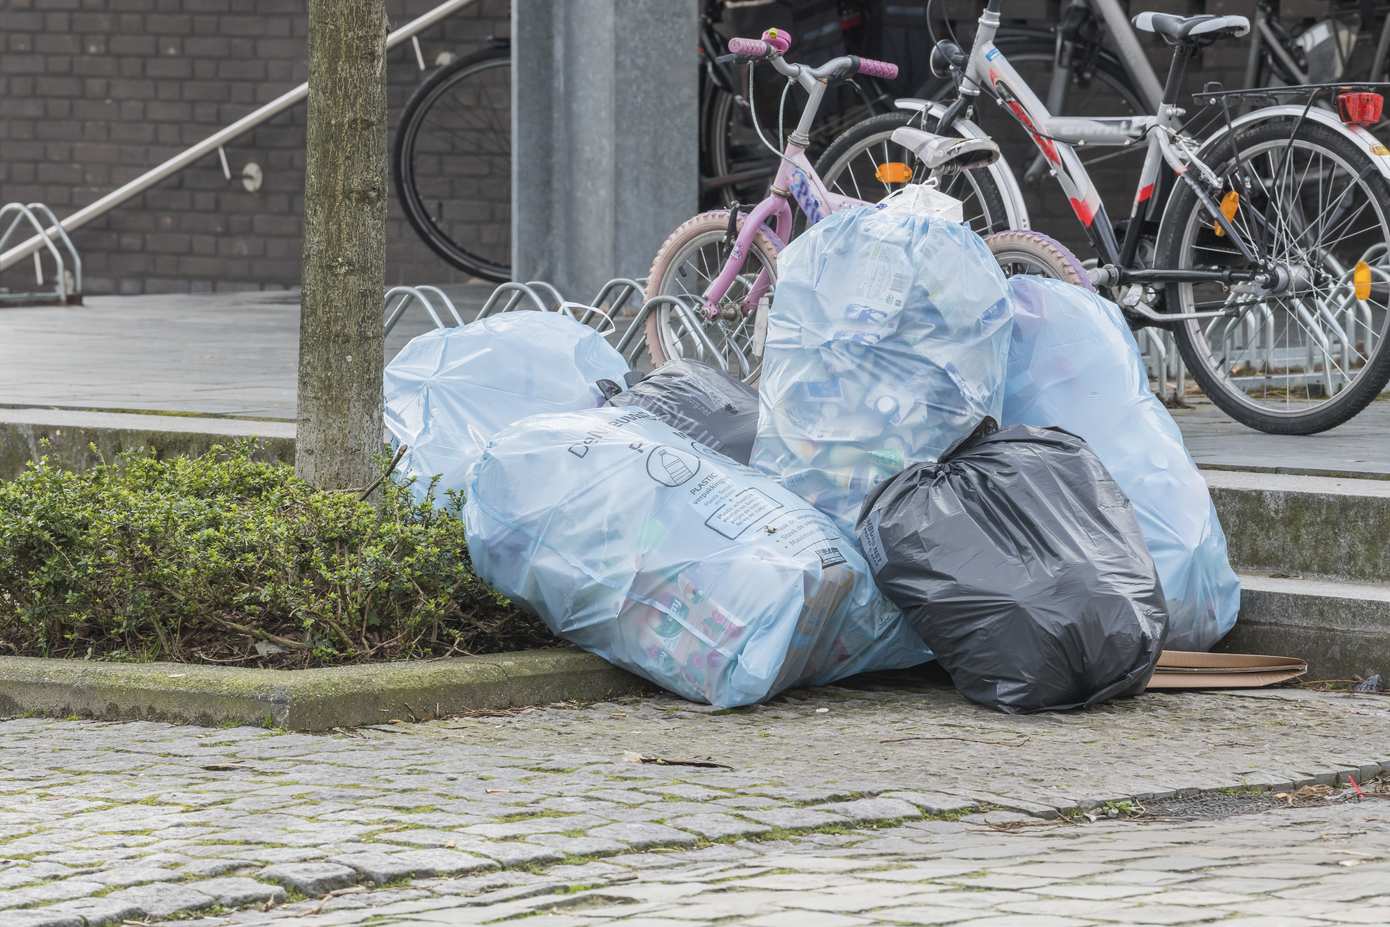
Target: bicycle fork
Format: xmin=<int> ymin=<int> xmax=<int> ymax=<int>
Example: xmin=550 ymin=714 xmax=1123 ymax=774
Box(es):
xmin=701 ymin=182 xmax=795 ymax=322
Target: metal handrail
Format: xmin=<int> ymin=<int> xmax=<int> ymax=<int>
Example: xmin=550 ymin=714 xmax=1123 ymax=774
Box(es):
xmin=0 ymin=0 xmax=478 ymax=273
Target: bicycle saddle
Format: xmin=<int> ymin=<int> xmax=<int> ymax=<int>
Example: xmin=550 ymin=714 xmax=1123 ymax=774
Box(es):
xmin=1132 ymin=12 xmax=1249 ymax=46
xmin=890 ymin=128 xmax=999 ymax=175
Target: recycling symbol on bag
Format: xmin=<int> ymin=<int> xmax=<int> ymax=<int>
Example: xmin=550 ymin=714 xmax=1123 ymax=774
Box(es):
xmin=646 ymin=445 xmax=700 ymax=487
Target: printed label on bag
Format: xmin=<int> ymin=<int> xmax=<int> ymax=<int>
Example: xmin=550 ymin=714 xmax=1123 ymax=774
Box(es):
xmin=853 ymin=241 xmax=910 ymax=314
xmin=815 ymin=546 xmax=847 ymax=568
xmin=687 ymin=467 xmax=843 ymax=560
xmin=705 ymin=487 xmax=782 ymax=540
xmin=858 ymin=509 xmax=888 ymax=575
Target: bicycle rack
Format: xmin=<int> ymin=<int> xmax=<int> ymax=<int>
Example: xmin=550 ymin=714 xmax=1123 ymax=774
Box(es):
xmin=0 ymin=202 xmax=82 ymax=305
xmin=384 ymin=285 xmax=464 ymax=335
xmin=380 ymin=276 xmax=735 ymax=378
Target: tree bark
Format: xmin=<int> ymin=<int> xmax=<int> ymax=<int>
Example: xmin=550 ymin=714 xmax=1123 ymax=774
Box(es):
xmin=296 ymin=0 xmax=387 ymax=490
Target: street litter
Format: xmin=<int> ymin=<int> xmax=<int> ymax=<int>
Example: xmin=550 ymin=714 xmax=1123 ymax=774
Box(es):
xmin=605 ymin=358 xmax=759 ymax=464
xmin=463 ymin=406 xmax=931 ymax=708
xmin=752 ymin=209 xmax=1012 ymax=536
xmin=382 ymin=216 xmax=1289 ymax=712
xmin=383 ymin=310 xmax=629 ymax=505
xmin=1002 ymin=276 xmax=1240 ymax=650
xmin=858 ymin=422 xmax=1168 ymax=713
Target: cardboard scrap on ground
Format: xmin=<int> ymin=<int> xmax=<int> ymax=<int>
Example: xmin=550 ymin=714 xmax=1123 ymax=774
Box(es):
xmin=1146 ymin=650 xmax=1308 ymax=690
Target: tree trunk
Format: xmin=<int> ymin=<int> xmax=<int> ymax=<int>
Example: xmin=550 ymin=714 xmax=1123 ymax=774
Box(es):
xmin=296 ymin=0 xmax=387 ymax=490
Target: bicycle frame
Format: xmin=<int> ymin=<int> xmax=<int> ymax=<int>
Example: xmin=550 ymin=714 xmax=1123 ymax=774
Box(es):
xmin=701 ymin=57 xmax=874 ymax=318
xmin=942 ymin=3 xmax=1266 ymax=311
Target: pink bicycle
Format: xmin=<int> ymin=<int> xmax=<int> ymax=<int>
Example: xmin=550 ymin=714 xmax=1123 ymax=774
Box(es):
xmin=643 ymin=28 xmax=1082 ymax=381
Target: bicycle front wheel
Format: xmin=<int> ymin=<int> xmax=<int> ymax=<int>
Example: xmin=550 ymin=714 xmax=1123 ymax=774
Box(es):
xmin=1155 ymin=119 xmax=1390 ymax=434
xmin=392 ymin=45 xmax=511 ymax=282
xmin=644 ymin=210 xmax=781 ymax=383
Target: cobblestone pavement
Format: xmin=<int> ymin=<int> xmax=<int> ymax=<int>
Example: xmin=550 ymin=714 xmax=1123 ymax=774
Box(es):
xmin=179 ymin=800 xmax=1390 ymax=926
xmin=4 ymin=681 xmax=1390 ymax=925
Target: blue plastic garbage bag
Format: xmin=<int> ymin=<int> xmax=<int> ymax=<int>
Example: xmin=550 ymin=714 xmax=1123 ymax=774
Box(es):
xmin=752 ymin=208 xmax=1012 ymax=535
xmin=464 ymin=406 xmax=932 ymax=707
xmin=1001 ymin=275 xmax=1240 ymax=650
xmin=383 ymin=311 xmax=629 ymax=506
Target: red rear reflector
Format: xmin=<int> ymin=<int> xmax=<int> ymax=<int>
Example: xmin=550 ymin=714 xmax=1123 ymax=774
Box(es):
xmin=1337 ymin=92 xmax=1383 ymax=127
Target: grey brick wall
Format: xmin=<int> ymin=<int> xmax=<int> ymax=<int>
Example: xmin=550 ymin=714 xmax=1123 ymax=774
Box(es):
xmin=0 ymin=0 xmax=1361 ymax=294
xmin=0 ymin=0 xmax=509 ymax=295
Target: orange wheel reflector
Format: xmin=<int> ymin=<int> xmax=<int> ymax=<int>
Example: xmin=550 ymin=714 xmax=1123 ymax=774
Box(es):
xmin=1355 ymin=260 xmax=1373 ymax=301
xmin=875 ymin=162 xmax=913 ymax=184
xmin=1212 ymin=190 xmax=1239 ymax=237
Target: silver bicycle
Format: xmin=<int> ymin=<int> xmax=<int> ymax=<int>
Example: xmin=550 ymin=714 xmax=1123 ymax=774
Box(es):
xmin=823 ymin=1 xmax=1390 ymax=435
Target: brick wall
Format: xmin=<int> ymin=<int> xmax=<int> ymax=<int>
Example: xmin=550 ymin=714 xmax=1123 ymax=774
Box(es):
xmin=0 ymin=0 xmax=1361 ymax=294
xmin=0 ymin=0 xmax=509 ymax=295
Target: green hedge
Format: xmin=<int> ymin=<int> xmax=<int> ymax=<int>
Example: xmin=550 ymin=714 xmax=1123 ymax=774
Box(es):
xmin=0 ymin=446 xmax=551 ymax=667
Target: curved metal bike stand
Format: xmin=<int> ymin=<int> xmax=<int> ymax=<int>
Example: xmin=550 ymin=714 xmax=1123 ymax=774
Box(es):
xmin=0 ymin=202 xmax=82 ymax=305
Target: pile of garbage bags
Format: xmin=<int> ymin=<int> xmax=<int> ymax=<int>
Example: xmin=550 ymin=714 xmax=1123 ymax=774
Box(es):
xmin=382 ymin=207 xmax=1240 ymax=712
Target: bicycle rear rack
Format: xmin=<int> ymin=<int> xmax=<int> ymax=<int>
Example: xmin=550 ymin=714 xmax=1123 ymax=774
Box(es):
xmin=0 ymin=203 xmax=81 ymax=306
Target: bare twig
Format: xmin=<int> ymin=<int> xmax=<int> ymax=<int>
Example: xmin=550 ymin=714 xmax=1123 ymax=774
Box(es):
xmin=205 ymin=614 xmax=310 ymax=652
xmin=358 ymin=444 xmax=408 ymax=502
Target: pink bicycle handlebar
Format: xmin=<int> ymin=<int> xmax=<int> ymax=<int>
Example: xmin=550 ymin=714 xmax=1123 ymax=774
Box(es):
xmin=854 ymin=56 xmax=899 ymax=81
xmin=727 ymin=36 xmax=771 ymax=59
xmin=729 ymin=28 xmax=792 ymax=60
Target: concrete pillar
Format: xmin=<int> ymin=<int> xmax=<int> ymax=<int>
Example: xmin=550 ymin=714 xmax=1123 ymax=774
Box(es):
xmin=512 ymin=0 xmax=698 ymax=299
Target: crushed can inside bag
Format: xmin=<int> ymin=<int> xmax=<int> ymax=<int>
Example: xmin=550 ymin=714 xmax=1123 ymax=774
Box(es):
xmin=1002 ymin=276 xmax=1240 ymax=651
xmin=605 ymin=359 xmax=759 ymax=465
xmin=464 ymin=407 xmax=932 ymax=707
xmin=382 ymin=311 xmax=629 ymax=506
xmin=752 ymin=208 xmax=1013 ymax=535
xmin=858 ymin=422 xmax=1169 ymax=714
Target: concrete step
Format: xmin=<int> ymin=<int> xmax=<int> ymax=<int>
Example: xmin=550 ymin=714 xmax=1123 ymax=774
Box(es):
xmin=1206 ymin=470 xmax=1390 ymax=585
xmin=1221 ymin=572 xmax=1390 ymax=680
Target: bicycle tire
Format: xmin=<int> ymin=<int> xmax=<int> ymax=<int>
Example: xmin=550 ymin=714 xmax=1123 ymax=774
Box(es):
xmin=392 ymin=44 xmax=511 ymax=282
xmin=1155 ymin=118 xmax=1390 ymax=434
xmin=814 ymin=111 xmax=1012 ymax=235
xmin=985 ymin=229 xmax=1096 ymax=291
xmin=644 ymin=210 xmax=782 ymax=381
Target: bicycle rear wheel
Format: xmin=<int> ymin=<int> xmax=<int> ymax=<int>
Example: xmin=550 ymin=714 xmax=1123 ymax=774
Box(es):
xmin=1155 ymin=119 xmax=1390 ymax=434
xmin=392 ymin=44 xmax=511 ymax=282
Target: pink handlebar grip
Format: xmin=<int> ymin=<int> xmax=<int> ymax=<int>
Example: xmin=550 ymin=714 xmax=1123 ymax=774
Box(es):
xmin=855 ymin=56 xmax=899 ymax=81
xmin=728 ymin=36 xmax=771 ymax=59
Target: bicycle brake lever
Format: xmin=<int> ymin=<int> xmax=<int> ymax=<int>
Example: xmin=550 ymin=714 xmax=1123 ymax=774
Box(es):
xmin=716 ymin=53 xmax=740 ymax=66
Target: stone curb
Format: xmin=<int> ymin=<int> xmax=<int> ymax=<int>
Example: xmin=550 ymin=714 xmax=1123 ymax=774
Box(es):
xmin=0 ymin=649 xmax=648 ymax=731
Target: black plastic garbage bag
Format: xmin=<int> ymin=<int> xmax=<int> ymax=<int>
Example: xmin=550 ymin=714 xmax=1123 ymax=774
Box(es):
xmin=605 ymin=360 xmax=759 ymax=464
xmin=857 ymin=422 xmax=1169 ymax=713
